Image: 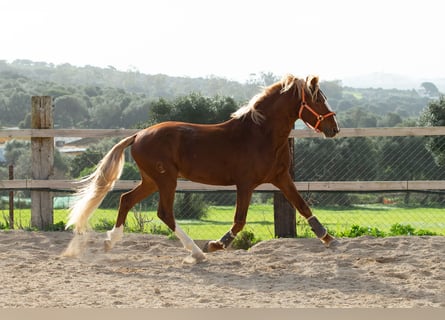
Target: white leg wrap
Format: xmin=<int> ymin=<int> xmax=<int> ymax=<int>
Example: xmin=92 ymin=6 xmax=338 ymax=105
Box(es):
xmin=175 ymin=223 xmax=205 ymax=263
xmin=105 ymin=225 xmax=124 ymax=250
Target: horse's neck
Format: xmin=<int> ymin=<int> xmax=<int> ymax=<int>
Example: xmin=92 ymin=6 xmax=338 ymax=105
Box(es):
xmin=260 ymin=105 xmax=297 ymax=142
xmin=259 ymin=94 xmax=298 ymax=142
xmin=264 ymin=120 xmax=295 ymax=143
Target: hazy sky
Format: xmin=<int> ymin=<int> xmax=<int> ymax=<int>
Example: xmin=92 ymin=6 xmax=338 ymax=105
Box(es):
xmin=2 ymin=0 xmax=444 ymax=82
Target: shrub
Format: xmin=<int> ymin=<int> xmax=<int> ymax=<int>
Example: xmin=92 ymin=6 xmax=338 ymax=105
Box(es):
xmin=149 ymin=222 xmax=174 ymax=238
xmin=128 ymin=206 xmax=153 ymax=233
xmin=415 ymin=229 xmax=437 ymax=236
xmin=388 ymin=223 xmax=437 ymax=236
xmin=93 ymin=218 xmax=115 ymax=231
xmin=174 ymin=193 xmax=208 ymax=219
xmin=335 ymin=223 xmax=437 ymax=238
xmin=338 ymin=225 xmax=385 ymax=238
xmin=47 ymin=221 xmax=66 ymax=231
xmin=0 ymin=221 xmax=8 ymax=230
xmin=389 ymin=223 xmax=416 ymax=236
xmin=232 ymin=230 xmax=261 ymax=250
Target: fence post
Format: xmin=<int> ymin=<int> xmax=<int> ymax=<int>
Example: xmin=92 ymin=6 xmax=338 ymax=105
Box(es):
xmin=273 ymin=138 xmax=296 ymax=237
xmin=9 ymin=165 xmax=14 ymax=229
xmin=31 ymin=96 xmax=54 ymax=229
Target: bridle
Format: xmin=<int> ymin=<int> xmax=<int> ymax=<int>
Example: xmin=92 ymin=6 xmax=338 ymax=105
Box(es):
xmin=298 ymin=85 xmax=336 ymax=132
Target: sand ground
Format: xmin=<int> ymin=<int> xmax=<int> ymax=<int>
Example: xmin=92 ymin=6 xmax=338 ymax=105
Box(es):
xmin=0 ymin=230 xmax=443 ymax=307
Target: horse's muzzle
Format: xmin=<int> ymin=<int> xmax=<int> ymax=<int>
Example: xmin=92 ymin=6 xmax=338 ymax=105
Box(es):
xmin=323 ymin=127 xmax=340 ymax=138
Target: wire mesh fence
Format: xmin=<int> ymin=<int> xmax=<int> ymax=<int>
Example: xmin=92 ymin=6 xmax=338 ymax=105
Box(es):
xmin=1 ymin=134 xmax=445 ymax=239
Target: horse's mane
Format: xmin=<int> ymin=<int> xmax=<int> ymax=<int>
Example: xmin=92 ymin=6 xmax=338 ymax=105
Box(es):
xmin=231 ymin=74 xmax=320 ymax=124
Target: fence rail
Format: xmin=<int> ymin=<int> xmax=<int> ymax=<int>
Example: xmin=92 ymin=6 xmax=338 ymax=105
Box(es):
xmin=1 ymin=179 xmax=444 ymax=192
xmin=2 ymin=126 xmax=445 ymax=139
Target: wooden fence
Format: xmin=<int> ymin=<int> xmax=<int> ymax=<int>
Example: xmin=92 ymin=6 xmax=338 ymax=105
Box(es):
xmin=1 ymin=97 xmax=445 ymax=233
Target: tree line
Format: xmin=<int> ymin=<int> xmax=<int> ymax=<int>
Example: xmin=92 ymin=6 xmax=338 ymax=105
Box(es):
xmin=0 ymin=59 xmax=437 ymax=130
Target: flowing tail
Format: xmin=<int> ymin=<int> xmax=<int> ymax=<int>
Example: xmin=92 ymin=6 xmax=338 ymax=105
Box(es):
xmin=66 ymin=134 xmax=137 ymax=233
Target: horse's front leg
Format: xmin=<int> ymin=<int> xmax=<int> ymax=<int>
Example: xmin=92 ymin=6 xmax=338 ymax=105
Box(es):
xmin=273 ymin=175 xmax=337 ymax=247
xmin=204 ymin=187 xmax=253 ymax=252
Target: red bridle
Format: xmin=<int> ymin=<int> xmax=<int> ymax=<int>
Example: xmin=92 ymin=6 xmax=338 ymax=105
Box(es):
xmin=298 ymin=85 xmax=336 ymax=132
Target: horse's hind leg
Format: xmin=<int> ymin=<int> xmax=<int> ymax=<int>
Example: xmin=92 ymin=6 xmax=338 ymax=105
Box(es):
xmin=157 ymin=180 xmax=206 ymax=263
xmin=104 ymin=179 xmax=157 ymax=251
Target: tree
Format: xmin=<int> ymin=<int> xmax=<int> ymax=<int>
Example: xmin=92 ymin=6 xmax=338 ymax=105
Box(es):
xmin=294 ymin=137 xmax=378 ymax=206
xmin=258 ymin=72 xmax=279 ymax=86
xmin=174 ymin=193 xmax=208 ymax=219
xmin=320 ymin=80 xmax=343 ymax=100
xmin=4 ymin=141 xmax=32 ymax=179
xmin=147 ymin=98 xmax=174 ymax=125
xmin=6 ymin=89 xmax=28 ymax=126
xmin=120 ymin=100 xmax=151 ymax=128
xmin=147 ymin=93 xmax=238 ymax=126
xmin=174 ymin=93 xmax=216 ymax=124
xmin=377 ymin=136 xmax=441 ymax=180
xmin=91 ymin=101 xmax=122 ymax=128
xmin=247 ymin=72 xmax=279 ymax=86
xmin=337 ymin=98 xmax=354 ymax=112
xmin=338 ymin=107 xmax=378 ymax=128
xmin=18 ymin=112 xmax=32 ymax=128
xmin=378 ymin=112 xmax=403 ymax=127
xmin=4 ymin=140 xmax=68 ymax=179
xmin=421 ymin=82 xmax=440 ymax=97
xmin=419 ymin=96 xmax=445 ymax=166
xmin=211 ymin=96 xmax=238 ymax=123
xmin=53 ymin=150 xmax=70 ymax=179
xmin=54 ymin=95 xmax=89 ymax=127
xmin=69 ymin=137 xmax=123 ymax=178
xmin=70 ymin=149 xmax=104 ymax=178
xmin=4 ymin=140 xmax=29 ymax=166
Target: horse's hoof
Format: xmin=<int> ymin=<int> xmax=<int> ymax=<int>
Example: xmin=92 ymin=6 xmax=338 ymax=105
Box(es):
xmin=203 ymin=240 xmax=224 ymax=253
xmin=330 ymin=238 xmax=341 ymax=246
xmin=183 ymin=253 xmax=206 ymax=265
xmin=324 ymin=238 xmax=341 ymax=249
xmin=320 ymin=233 xmax=341 ymax=249
xmin=104 ymin=239 xmax=113 ymax=252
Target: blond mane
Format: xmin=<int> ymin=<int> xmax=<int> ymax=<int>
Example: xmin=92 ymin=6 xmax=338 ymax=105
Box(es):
xmin=231 ymin=74 xmax=319 ymax=124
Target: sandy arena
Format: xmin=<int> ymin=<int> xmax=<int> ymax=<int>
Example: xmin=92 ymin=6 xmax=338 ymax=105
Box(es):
xmin=0 ymin=230 xmax=443 ymax=308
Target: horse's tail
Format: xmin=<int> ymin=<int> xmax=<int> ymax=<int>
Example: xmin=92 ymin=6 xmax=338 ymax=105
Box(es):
xmin=66 ymin=134 xmax=137 ymax=233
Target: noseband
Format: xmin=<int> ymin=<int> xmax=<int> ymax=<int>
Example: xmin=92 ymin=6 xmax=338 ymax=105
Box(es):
xmin=298 ymin=85 xmax=336 ymax=132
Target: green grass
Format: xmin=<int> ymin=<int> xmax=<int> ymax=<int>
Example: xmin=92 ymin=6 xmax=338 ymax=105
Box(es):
xmin=1 ymin=203 xmax=444 ymax=239
xmin=314 ymin=204 xmax=445 ymax=236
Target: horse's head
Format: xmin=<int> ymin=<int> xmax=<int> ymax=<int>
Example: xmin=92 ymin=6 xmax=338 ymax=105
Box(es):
xmin=298 ymin=76 xmax=340 ymax=138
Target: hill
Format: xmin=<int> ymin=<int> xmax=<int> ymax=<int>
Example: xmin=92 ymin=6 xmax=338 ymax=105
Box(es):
xmin=343 ymin=72 xmax=445 ymax=92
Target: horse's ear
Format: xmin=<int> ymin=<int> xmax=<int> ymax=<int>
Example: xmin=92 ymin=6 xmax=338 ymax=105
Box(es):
xmin=307 ymin=75 xmax=319 ymax=90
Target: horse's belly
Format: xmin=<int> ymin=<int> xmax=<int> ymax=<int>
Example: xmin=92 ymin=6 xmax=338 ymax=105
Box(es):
xmin=178 ymin=166 xmax=235 ymax=186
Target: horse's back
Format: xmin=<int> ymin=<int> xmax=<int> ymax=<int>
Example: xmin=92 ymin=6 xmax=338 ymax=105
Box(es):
xmin=130 ymin=121 xmax=241 ymax=184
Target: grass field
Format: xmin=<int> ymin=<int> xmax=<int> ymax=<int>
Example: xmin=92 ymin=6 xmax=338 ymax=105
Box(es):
xmin=2 ymin=203 xmax=444 ymax=240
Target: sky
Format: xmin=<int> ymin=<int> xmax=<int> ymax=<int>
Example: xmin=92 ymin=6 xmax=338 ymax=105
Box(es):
xmin=1 ymin=0 xmax=444 ymax=83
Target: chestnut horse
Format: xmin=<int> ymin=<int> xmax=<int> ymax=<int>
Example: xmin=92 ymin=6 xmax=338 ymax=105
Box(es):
xmin=65 ymin=74 xmax=339 ymax=263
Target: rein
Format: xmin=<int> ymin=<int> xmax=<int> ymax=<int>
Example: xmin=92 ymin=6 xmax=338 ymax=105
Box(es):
xmin=298 ymin=85 xmax=336 ymax=132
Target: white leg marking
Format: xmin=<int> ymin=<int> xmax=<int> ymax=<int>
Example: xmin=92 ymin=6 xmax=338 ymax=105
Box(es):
xmin=104 ymin=225 xmax=124 ymax=251
xmin=175 ymin=223 xmax=206 ymax=263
